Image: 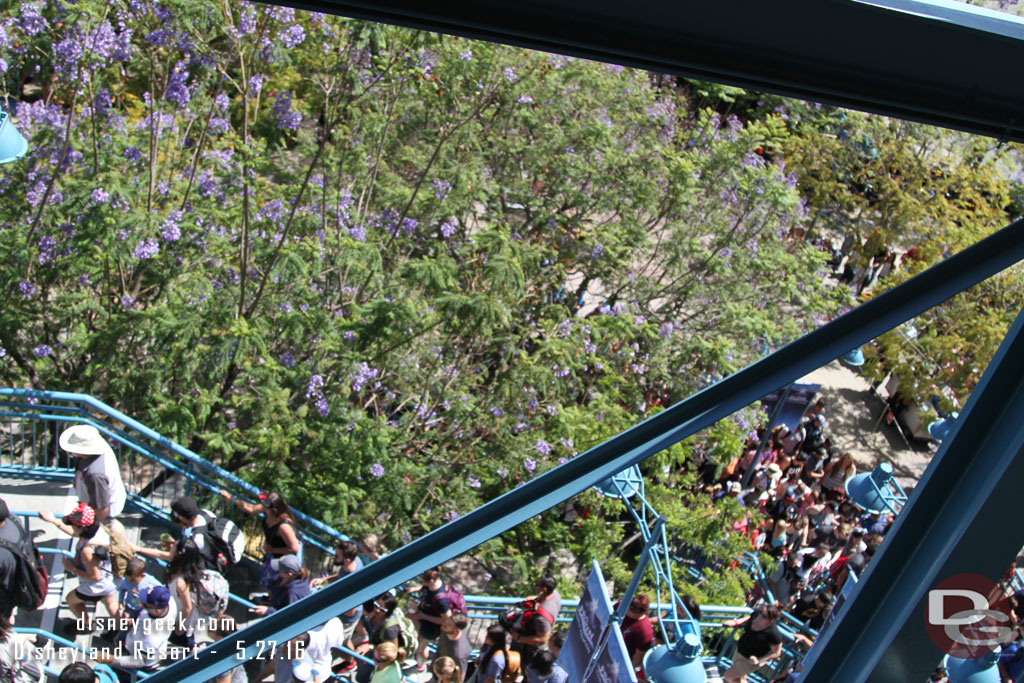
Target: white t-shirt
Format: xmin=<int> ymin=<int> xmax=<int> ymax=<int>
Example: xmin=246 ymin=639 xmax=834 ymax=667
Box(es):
xmin=300 ymin=618 xmax=346 ymax=679
xmin=115 ymin=599 xmax=179 ymax=668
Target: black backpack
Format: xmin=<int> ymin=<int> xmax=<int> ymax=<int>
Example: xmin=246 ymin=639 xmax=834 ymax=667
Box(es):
xmin=0 ymin=516 xmax=49 ymax=610
xmin=191 ymin=511 xmax=246 ymax=575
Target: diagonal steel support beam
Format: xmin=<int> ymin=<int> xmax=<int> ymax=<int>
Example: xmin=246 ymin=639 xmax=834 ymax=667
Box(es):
xmin=799 ymin=304 xmax=1024 ymax=680
xmin=148 ymin=219 xmax=1024 ymax=683
xmin=262 ymin=0 xmax=1024 ymax=142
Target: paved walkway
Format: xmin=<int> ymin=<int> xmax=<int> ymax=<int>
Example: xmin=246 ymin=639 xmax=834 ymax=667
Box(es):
xmin=798 ymin=360 xmax=936 ymax=494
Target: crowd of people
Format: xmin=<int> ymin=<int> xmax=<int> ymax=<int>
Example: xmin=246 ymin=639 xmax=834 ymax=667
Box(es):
xmin=0 ymin=424 xmax=578 ymax=683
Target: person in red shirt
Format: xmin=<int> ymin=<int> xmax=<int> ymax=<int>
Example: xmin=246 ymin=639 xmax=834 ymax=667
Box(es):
xmin=620 ymin=593 xmax=655 ymax=669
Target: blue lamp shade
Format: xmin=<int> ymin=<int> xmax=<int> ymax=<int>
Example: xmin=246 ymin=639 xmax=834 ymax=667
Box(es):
xmin=845 ymin=462 xmax=904 ymax=514
xmin=0 ymin=109 xmax=27 ymax=164
xmin=643 ymin=635 xmax=707 ymax=683
xmin=943 ymin=651 xmax=1000 ymax=683
xmin=593 ymin=464 xmax=643 ymax=499
xmin=841 ymin=347 xmax=865 ymax=366
xmin=928 ymin=412 xmax=960 ymax=442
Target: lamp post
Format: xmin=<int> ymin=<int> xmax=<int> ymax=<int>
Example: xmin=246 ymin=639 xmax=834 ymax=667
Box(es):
xmin=0 ymin=107 xmax=28 ymax=164
xmin=844 ymin=462 xmax=908 ymax=515
xmin=928 ymin=411 xmax=959 ymax=442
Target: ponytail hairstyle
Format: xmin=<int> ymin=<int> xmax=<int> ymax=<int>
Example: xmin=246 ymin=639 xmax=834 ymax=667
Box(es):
xmin=477 ymin=626 xmax=508 ymax=677
xmin=432 ymin=656 xmax=463 ymax=682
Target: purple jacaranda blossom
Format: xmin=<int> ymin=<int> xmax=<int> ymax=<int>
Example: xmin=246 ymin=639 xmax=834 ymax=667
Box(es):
xmin=239 ymin=7 xmax=257 ymax=34
xmin=315 ymin=397 xmax=330 ymax=417
xmin=215 ymin=93 xmax=230 ymax=113
xmin=349 ymin=362 xmax=379 ymax=392
xmin=121 ymin=294 xmax=135 ymax=310
xmin=524 ymin=457 xmax=537 ymax=473
xmin=432 ymin=178 xmax=451 ymax=200
xmin=111 ymin=21 xmax=133 ymax=62
xmin=19 ymin=3 xmax=48 ymax=36
xmin=271 ymin=92 xmax=301 ymax=130
xmin=277 ymin=301 xmax=292 ymax=314
xmin=134 ymin=238 xmax=159 ymax=260
xmin=348 ymin=225 xmax=366 ymax=241
xmin=18 ymin=280 xmax=36 ymax=300
xmin=742 ymin=151 xmax=765 ymax=168
xmin=535 ymin=439 xmax=551 ymax=455
xmin=0 ymin=348 xmax=5 ymax=358
xmin=504 ymin=67 xmax=517 ymax=82
xmin=553 ymin=365 xmax=570 ymax=378
xmin=279 ymin=351 xmax=295 ymax=367
xmin=467 ymin=475 xmax=481 ymax=488
xmin=86 ymin=22 xmax=117 ymax=62
xmin=166 ymin=62 xmax=190 ymax=108
xmin=460 ymin=50 xmax=473 ymax=60
xmin=497 ymin=467 xmax=509 ymax=478
xmin=78 ymin=275 xmax=92 ymax=287
xmin=400 ymin=217 xmax=418 ymax=234
xmin=280 ymin=24 xmax=305 ymax=48
xmin=33 ymin=345 xmax=51 ymax=357
xmin=443 ymin=510 xmax=459 ymax=522
xmin=146 ymin=28 xmax=173 ymax=45
xmin=160 ymin=212 xmax=182 ymax=241
xmin=53 ymin=36 xmax=84 ymax=78
xmin=90 ymin=187 xmax=110 ymax=204
xmin=560 ymin=437 xmax=574 ymax=450
xmin=440 ymin=220 xmax=457 ymax=238
xmin=659 ymin=322 xmax=675 ymax=337
xmin=490 ymin=407 xmax=504 ymax=417
xmin=124 ymin=148 xmax=143 ymax=163
xmin=369 ymin=462 xmax=385 ymax=478
xmin=259 ymin=199 xmax=284 ymax=221
xmin=517 ymin=95 xmax=534 ymax=104
xmin=248 ymin=74 xmax=263 ymax=96
xmin=37 ymin=235 xmax=56 ymax=265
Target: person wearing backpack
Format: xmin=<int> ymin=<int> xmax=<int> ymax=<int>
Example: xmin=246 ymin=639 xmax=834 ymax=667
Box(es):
xmin=136 ymin=497 xmax=245 ymax=575
xmin=409 ymin=568 xmax=454 ymax=674
xmin=469 ymin=627 xmax=520 ymax=683
xmin=0 ymin=498 xmax=48 ymax=622
xmin=354 ymin=594 xmax=405 ymax=683
xmin=219 ymin=489 xmax=300 ymax=588
xmin=508 ymin=574 xmax=560 ymax=666
xmin=38 ymin=503 xmax=118 ymax=634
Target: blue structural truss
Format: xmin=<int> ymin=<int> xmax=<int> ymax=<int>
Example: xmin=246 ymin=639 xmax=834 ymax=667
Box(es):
xmin=137 ymin=207 xmax=1024 ymax=683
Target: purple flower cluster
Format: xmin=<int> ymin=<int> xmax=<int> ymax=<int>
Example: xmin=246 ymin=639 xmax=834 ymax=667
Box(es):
xmin=443 ymin=510 xmax=459 ymax=522
xmin=401 ymin=217 xmax=418 ymax=234
xmin=459 ymin=50 xmax=473 ymax=60
xmin=134 ymin=238 xmax=159 ymax=260
xmin=159 ymin=211 xmax=182 ymax=241
xmin=517 ymin=95 xmax=534 ymax=104
xmin=112 ymin=22 xmax=133 ymax=62
xmin=503 ymin=67 xmax=517 ymax=82
xmin=524 ymin=457 xmax=537 ymax=472
xmin=590 ymin=243 xmax=604 ymax=260
xmin=248 ymin=74 xmax=263 ymax=96
xmin=535 ymin=439 xmax=551 ymax=455
xmin=121 ymin=294 xmax=136 ymax=310
xmin=305 ymin=374 xmax=330 ymax=416
xmin=440 ymin=220 xmax=457 ymax=238
xmin=33 ymin=345 xmax=51 ymax=357
xmin=54 ymin=35 xmax=85 ymax=78
xmin=348 ymin=225 xmax=366 ymax=241
xmin=124 ymin=148 xmax=143 ymax=164
xmin=279 ymin=24 xmax=305 ymax=48
xmin=146 ymin=28 xmax=173 ymax=46
xmin=467 ymin=474 xmax=481 ymax=488
xmin=279 ymin=351 xmax=296 ymax=367
xmin=166 ymin=62 xmax=190 ymax=109
xmin=490 ymin=406 xmax=504 ymax=417
xmin=19 ymin=3 xmax=47 ymax=36
xmin=432 ymin=178 xmax=451 ymax=200
xmin=271 ymin=92 xmax=301 ymax=130
xmin=18 ymin=280 xmax=36 ymax=300
xmin=37 ymin=235 xmax=56 ymax=265
xmin=259 ymin=199 xmax=284 ymax=222
xmin=369 ymin=462 xmax=385 ymax=478
xmin=239 ymin=7 xmax=257 ymax=34
xmin=349 ymin=362 xmax=379 ymax=392
xmin=86 ymin=21 xmax=117 ymax=62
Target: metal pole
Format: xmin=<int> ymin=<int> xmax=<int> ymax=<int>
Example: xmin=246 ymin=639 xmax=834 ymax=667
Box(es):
xmin=799 ymin=303 xmax=1024 ymax=683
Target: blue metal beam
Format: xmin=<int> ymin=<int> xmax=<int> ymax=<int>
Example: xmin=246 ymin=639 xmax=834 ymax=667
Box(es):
xmin=265 ymin=0 xmax=1024 ymax=141
xmin=798 ymin=313 xmax=1024 ymax=681
xmin=146 ymin=219 xmax=1024 ymax=683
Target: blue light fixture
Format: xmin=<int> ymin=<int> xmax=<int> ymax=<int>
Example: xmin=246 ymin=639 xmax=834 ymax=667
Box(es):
xmin=845 ymin=462 xmax=908 ymax=514
xmin=644 ymin=634 xmax=707 ymax=683
xmin=943 ymin=651 xmax=1000 ymax=683
xmin=928 ymin=411 xmax=960 ymax=442
xmin=0 ymin=108 xmax=28 ymax=164
xmin=841 ymin=347 xmax=866 ymax=367
xmin=593 ymin=464 xmax=643 ymax=499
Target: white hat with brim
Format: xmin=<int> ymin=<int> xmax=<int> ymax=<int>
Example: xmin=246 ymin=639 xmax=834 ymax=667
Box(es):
xmin=59 ymin=424 xmax=108 ymax=455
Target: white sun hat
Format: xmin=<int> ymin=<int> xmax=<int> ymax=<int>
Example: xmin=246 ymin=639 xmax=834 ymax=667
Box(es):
xmin=58 ymin=424 xmax=109 ymax=455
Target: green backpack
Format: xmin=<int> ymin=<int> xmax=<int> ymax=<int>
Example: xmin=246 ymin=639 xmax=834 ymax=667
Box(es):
xmin=384 ymin=611 xmax=418 ymax=650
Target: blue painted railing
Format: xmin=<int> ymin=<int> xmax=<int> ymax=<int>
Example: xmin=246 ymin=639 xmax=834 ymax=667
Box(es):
xmin=0 ymin=388 xmax=349 ymax=574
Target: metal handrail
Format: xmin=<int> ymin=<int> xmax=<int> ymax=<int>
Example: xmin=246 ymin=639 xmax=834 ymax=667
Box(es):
xmin=0 ymin=387 xmax=348 ymax=548
xmin=0 ymin=389 xmax=349 ymax=559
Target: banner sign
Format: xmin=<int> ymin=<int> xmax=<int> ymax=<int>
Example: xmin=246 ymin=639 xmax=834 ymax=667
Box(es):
xmin=559 ymin=560 xmax=637 ymax=683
